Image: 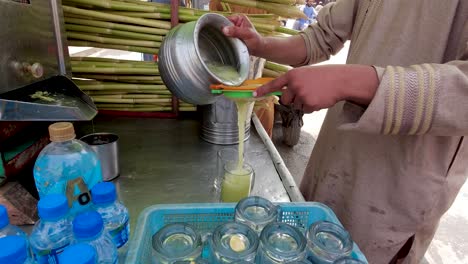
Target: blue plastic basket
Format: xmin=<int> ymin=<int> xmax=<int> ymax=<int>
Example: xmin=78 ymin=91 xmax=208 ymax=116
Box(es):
xmin=125 ymin=202 xmax=368 ymax=263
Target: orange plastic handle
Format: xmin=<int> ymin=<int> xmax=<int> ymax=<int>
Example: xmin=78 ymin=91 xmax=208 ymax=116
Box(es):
xmin=210 ymin=77 xmax=275 ymax=91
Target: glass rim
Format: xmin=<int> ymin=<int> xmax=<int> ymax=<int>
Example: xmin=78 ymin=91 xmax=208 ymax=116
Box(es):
xmin=211 ymin=222 xmax=259 ymax=258
xmin=260 ymin=222 xmax=307 ymax=259
xmin=152 ymin=223 xmax=202 ymax=259
xmin=235 ymin=196 xmax=278 ymax=224
xmin=223 ymin=161 xmax=253 ymax=176
xmin=307 ymin=221 xmax=353 ymax=255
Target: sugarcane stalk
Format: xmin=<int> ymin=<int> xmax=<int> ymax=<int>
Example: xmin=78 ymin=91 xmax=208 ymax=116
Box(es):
xmin=97 ymin=106 xmax=196 ymax=111
xmin=220 ymin=0 xmax=307 ymax=19
xmin=91 ymin=94 xmax=172 ymax=99
xmin=68 ymin=40 xmax=159 ymax=54
xmin=275 ymin=26 xmax=299 ymax=35
xmin=265 ymin=61 xmax=292 ymax=72
xmin=86 ymin=90 xmax=172 ymax=95
xmin=65 ymin=17 xmax=169 ymax=35
xmin=78 ymin=83 xmax=166 ymax=90
xmin=71 ymin=57 xmax=156 ymax=64
xmin=72 ymin=65 xmax=159 ymax=75
xmin=71 ymin=61 xmax=157 ymax=68
xmin=62 ymin=5 xmax=171 ymax=29
xmin=262 ymin=68 xmax=282 ymax=78
xmin=92 ymin=97 xmax=172 ymax=103
xmin=66 ymin=24 xmax=164 ymax=41
xmin=106 ymin=11 xmax=171 ymax=20
xmin=64 ymin=0 xmax=198 ymax=16
xmin=73 ymin=74 xmax=163 ymax=83
xmin=67 ymin=31 xmax=161 ymax=48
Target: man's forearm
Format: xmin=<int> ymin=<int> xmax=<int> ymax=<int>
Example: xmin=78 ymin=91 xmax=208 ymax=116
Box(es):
xmin=252 ymin=35 xmax=308 ymax=66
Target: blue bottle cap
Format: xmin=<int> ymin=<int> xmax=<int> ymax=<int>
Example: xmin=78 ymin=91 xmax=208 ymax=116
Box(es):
xmin=91 ymin=182 xmax=117 ymax=205
xmin=0 ymin=204 xmax=10 ymax=229
xmin=59 ymin=243 xmax=97 ymax=264
xmin=0 ymin=236 xmax=28 ymax=264
xmin=37 ymin=194 xmax=69 ymax=221
xmin=73 ymin=211 xmax=104 ymax=239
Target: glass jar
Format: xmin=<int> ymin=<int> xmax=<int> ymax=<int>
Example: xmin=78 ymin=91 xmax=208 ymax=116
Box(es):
xmin=255 ymin=223 xmax=307 ymax=263
xmin=235 ymin=196 xmax=278 ymax=234
xmin=152 ymin=223 xmax=203 ymax=264
xmin=306 ymin=221 xmax=353 ymax=264
xmin=333 ymin=257 xmax=366 ymax=264
xmin=210 ymin=222 xmax=259 ymax=263
xmin=220 ymin=161 xmax=255 ymax=203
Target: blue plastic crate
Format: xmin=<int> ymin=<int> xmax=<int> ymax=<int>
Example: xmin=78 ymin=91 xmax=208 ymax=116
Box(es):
xmin=126 ymin=202 xmax=368 ymax=263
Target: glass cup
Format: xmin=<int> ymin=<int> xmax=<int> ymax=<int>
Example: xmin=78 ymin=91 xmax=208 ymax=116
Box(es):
xmin=235 ymin=196 xmax=278 ymax=234
xmin=210 ymin=222 xmax=259 ymax=263
xmin=220 ymin=161 xmax=255 ymax=203
xmin=152 ymin=223 xmax=203 ymax=264
xmin=333 ymin=257 xmax=366 ymax=264
xmin=255 ymin=222 xmax=307 ymax=264
xmin=214 ymin=148 xmax=244 ymax=201
xmin=306 ymin=221 xmax=353 ymax=264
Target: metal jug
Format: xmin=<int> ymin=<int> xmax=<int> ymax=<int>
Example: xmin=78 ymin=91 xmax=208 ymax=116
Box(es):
xmin=158 ymin=13 xmax=250 ymax=105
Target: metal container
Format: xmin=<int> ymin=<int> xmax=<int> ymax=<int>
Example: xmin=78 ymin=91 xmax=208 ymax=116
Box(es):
xmin=0 ymin=0 xmax=97 ymax=121
xmin=158 ymin=13 xmax=250 ymax=105
xmin=80 ymin=133 xmax=119 ymax=181
xmin=200 ymin=96 xmax=254 ymax=145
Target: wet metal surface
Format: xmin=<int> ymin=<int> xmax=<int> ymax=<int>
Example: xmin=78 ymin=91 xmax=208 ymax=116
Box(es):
xmin=78 ymin=116 xmax=290 ymax=230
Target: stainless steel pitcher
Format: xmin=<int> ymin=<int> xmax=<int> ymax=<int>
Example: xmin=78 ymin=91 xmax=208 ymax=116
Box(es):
xmin=158 ymin=13 xmax=250 ymax=105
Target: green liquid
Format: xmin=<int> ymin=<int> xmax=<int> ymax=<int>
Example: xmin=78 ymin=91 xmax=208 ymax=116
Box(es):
xmin=206 ymin=61 xmax=242 ymax=85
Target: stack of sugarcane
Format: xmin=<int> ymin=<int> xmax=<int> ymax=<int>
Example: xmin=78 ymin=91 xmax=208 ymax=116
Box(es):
xmin=72 ymin=57 xmax=196 ymax=111
xmin=262 ymin=61 xmax=292 ymax=77
xmin=62 ymin=0 xmax=302 ymax=112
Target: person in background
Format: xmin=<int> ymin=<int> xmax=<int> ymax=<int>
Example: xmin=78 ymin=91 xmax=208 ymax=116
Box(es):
xmin=294 ymin=0 xmax=317 ymax=31
xmin=315 ymin=1 xmax=324 ymax=13
xmin=222 ymin=0 xmax=468 ymax=263
xmin=209 ymin=0 xmax=275 ymax=138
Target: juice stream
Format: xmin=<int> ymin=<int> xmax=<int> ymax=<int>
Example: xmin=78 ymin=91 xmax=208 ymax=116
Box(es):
xmin=220 ymin=99 xmax=254 ymax=202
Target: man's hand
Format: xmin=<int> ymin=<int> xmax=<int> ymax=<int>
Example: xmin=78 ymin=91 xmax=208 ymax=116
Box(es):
xmin=223 ymin=14 xmax=265 ymax=56
xmin=254 ymin=65 xmax=379 ymax=113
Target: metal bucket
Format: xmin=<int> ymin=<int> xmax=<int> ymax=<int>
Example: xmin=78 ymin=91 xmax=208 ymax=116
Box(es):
xmin=80 ymin=133 xmax=119 ymax=181
xmin=158 ymin=13 xmax=250 ymax=105
xmin=201 ymin=97 xmax=254 ymax=145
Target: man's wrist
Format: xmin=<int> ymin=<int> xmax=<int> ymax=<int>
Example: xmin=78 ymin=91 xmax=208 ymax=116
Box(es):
xmin=341 ymin=65 xmax=379 ymax=106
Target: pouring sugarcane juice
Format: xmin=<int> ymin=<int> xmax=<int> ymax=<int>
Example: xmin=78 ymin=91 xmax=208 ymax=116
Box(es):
xmin=221 ymin=98 xmax=255 ymax=202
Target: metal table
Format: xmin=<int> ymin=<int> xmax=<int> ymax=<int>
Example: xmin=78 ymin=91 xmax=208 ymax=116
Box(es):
xmin=78 ymin=115 xmax=303 ymax=229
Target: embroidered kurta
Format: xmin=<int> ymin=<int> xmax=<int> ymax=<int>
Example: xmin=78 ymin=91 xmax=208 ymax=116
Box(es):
xmin=298 ymin=0 xmax=468 ymax=263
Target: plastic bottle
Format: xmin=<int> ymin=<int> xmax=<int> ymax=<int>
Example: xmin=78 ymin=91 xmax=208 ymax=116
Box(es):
xmin=0 ymin=236 xmax=34 ymax=264
xmin=91 ymin=182 xmax=130 ymax=256
xmin=0 ymin=204 xmax=28 ymax=239
xmin=33 ymin=122 xmax=103 ymax=215
xmin=29 ymin=194 xmax=73 ymax=264
xmin=59 ymin=243 xmax=97 ymax=264
xmin=72 ymin=211 xmax=118 ymax=264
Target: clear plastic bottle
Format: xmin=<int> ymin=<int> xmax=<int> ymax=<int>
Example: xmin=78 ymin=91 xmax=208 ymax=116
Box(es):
xmin=72 ymin=211 xmax=118 ymax=264
xmin=0 ymin=204 xmax=28 ymax=239
xmin=91 ymin=182 xmax=130 ymax=258
xmin=33 ymin=122 xmax=103 ymax=215
xmin=59 ymin=243 xmax=98 ymax=264
xmin=29 ymin=194 xmax=73 ymax=264
xmin=0 ymin=236 xmax=35 ymax=264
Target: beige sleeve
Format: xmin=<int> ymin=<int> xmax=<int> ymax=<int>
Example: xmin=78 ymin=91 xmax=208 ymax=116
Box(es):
xmin=295 ymin=0 xmax=360 ymax=66
xmin=339 ymin=58 xmax=468 ymax=136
